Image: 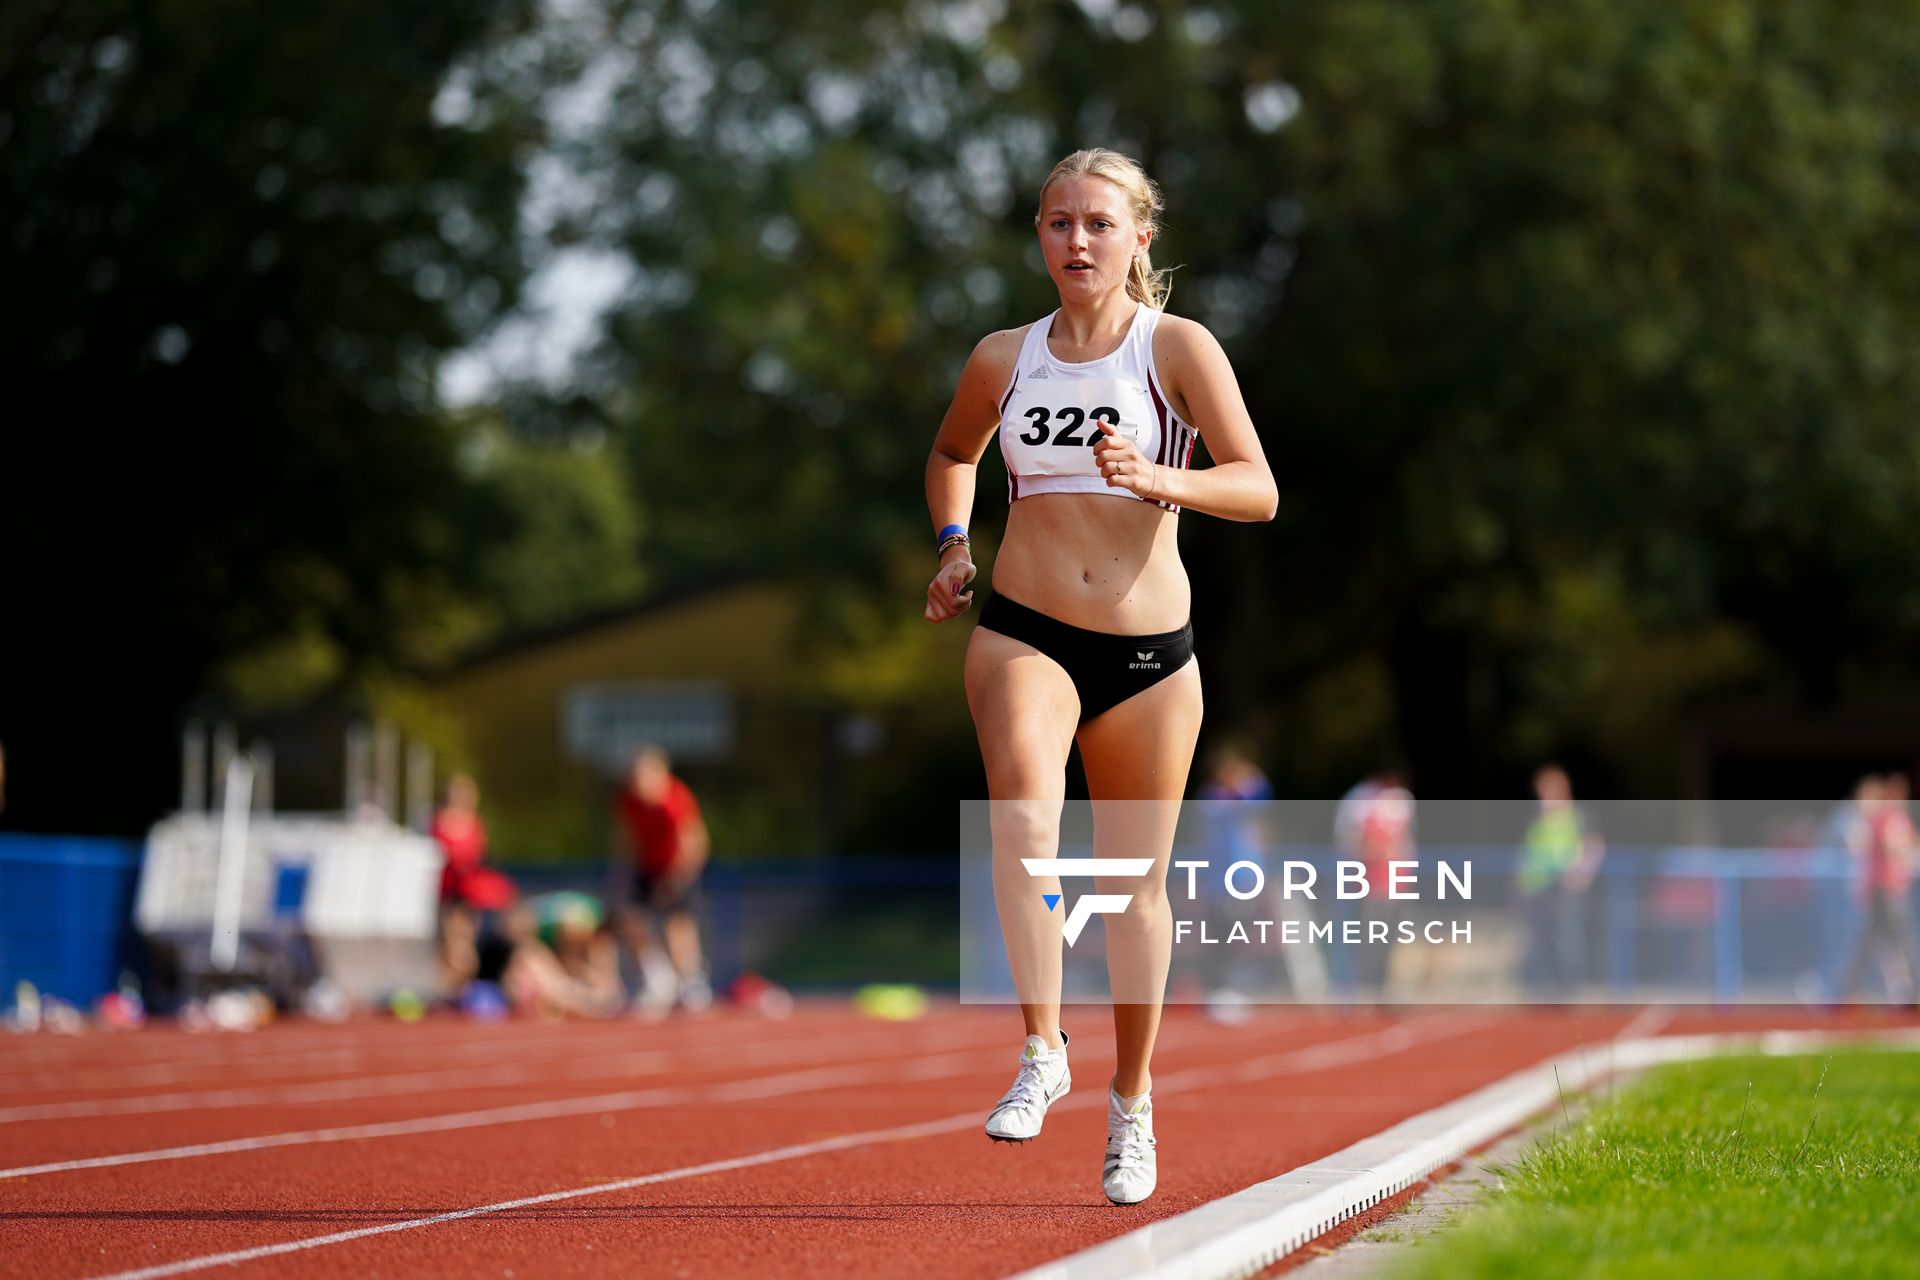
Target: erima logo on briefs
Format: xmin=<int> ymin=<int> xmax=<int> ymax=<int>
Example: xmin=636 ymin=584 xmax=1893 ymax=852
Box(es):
xmin=1027 ymin=366 xmax=1050 ymax=380
xmin=1023 ymin=857 xmax=1153 ymax=945
xmin=1131 ymin=650 xmax=1160 ymax=669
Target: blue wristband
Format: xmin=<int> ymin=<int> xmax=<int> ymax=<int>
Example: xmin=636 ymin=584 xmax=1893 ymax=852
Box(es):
xmin=936 ymin=523 xmax=966 ymax=544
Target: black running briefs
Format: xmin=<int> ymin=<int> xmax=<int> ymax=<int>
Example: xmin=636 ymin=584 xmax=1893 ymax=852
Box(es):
xmin=977 ymin=592 xmax=1195 ymax=723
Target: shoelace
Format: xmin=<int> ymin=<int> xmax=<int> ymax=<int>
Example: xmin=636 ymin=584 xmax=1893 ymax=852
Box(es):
xmin=997 ymin=1052 xmax=1056 ymax=1114
xmin=1107 ymin=1108 xmax=1156 ymax=1172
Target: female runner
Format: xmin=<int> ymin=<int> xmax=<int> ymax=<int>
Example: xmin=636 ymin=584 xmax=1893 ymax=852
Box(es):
xmin=923 ymin=148 xmax=1276 ymax=1204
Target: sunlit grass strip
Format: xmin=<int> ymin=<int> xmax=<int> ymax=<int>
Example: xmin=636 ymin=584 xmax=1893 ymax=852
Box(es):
xmin=1395 ymin=1049 xmax=1920 ymax=1280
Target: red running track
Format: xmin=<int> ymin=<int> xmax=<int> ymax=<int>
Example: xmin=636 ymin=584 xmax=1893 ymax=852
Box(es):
xmin=3 ymin=1002 xmax=1915 ymax=1279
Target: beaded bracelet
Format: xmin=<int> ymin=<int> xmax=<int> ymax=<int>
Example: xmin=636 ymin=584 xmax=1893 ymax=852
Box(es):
xmin=937 ymin=533 xmax=970 ymax=557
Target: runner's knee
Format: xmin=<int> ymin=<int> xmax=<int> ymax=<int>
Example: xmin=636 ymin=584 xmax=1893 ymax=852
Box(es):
xmin=1099 ymin=874 xmax=1169 ymax=917
xmin=991 ymin=798 xmax=1063 ymax=856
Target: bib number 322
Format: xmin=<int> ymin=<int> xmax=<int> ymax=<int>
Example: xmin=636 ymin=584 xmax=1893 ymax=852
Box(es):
xmin=1020 ymin=404 xmax=1122 ymax=447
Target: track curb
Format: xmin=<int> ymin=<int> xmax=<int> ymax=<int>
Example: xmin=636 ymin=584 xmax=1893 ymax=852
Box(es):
xmin=1012 ymin=1024 xmax=1920 ymax=1280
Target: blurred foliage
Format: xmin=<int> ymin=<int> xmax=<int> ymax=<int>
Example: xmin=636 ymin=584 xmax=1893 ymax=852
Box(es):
xmin=532 ymin=0 xmax=1920 ymax=796
xmin=1241 ymin=0 xmax=1920 ymax=790
xmin=0 ymin=0 xmax=543 ymax=828
xmin=460 ymin=417 xmax=648 ymax=634
xmin=6 ymin=0 xmax=1920 ymax=832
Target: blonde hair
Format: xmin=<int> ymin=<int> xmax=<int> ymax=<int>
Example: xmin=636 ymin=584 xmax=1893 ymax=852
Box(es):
xmin=1036 ymin=148 xmax=1171 ymax=309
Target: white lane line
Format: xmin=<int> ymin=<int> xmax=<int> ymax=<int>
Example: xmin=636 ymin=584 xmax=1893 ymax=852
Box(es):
xmin=0 ymin=1007 xmax=871 ymax=1090
xmin=0 ymin=1015 xmax=568 ymax=1064
xmin=0 ymin=1014 xmax=1436 ymax=1182
xmin=1152 ymin=1010 xmax=1502 ymax=1094
xmin=0 ymin=1018 xmax=1000 ymax=1124
xmin=0 ymin=1002 xmax=1005 ymax=1093
xmin=0 ymin=1045 xmax=788 ymax=1123
xmin=0 ymin=1017 xmax=787 ymax=1090
xmin=83 ymin=1107 xmax=989 ymax=1280
xmin=0 ymin=1027 xmax=594 ymax=1093
xmin=1010 ymin=1012 xmax=1499 ymax=1137
xmin=0 ymin=1048 xmax=361 ymax=1093
xmin=70 ymin=1016 xmax=1484 ymax=1279
xmin=1146 ymin=1012 xmax=1349 ymax=1056
xmin=0 ymin=1045 xmax=1003 ymax=1180
xmin=1016 ymin=1023 xmax=1920 ymax=1280
xmin=1616 ymin=1002 xmax=1673 ymax=1042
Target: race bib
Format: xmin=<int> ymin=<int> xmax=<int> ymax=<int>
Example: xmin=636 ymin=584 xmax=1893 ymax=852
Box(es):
xmin=1004 ymin=376 xmax=1154 ymax=478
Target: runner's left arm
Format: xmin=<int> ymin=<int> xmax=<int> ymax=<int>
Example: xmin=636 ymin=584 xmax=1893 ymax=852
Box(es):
xmin=1147 ymin=316 xmax=1277 ymax=523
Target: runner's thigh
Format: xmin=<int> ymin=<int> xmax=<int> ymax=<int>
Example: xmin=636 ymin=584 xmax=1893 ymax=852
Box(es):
xmin=965 ymin=625 xmax=1080 ymax=801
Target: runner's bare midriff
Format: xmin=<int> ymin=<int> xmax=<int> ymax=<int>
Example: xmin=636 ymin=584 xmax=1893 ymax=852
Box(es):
xmin=993 ymin=492 xmax=1189 ymax=633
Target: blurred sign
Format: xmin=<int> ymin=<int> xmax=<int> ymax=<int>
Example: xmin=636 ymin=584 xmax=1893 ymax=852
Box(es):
xmin=563 ymin=680 xmax=735 ymax=772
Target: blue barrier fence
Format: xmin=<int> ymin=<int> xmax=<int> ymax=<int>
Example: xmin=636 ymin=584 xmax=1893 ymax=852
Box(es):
xmin=1205 ymin=843 xmax=1866 ymax=1000
xmin=0 ymin=835 xmax=1907 ymax=1010
xmin=969 ymin=840 xmax=1907 ymax=1004
xmin=502 ymin=857 xmax=959 ymax=992
xmin=0 ymin=834 xmax=144 ymax=1006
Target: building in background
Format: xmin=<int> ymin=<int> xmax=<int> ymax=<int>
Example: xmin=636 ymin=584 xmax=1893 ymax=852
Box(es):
xmin=436 ymin=577 xmax=974 ymax=860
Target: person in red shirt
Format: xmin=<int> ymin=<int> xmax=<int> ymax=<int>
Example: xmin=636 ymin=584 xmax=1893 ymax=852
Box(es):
xmin=1353 ymin=773 xmax=1414 ymax=997
xmin=432 ymin=773 xmax=517 ymax=994
xmin=1839 ymin=772 xmax=1920 ymax=1002
xmin=612 ymin=746 xmax=712 ymax=1013
xmin=434 ymin=774 xmax=485 ymax=902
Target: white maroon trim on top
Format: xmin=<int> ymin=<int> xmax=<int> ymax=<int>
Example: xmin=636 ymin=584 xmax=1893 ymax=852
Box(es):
xmin=1145 ymin=375 xmax=1179 ymax=512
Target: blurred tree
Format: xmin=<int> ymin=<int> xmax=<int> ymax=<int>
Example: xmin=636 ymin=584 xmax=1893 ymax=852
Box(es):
xmin=464 ymin=419 xmax=648 ymax=634
xmin=528 ymin=0 xmax=1054 ymax=588
xmin=9 ymin=0 xmax=1919 ymax=832
xmin=541 ymin=0 xmax=1920 ymax=796
xmin=1227 ymin=0 xmax=1920 ymax=791
xmin=0 ymin=0 xmax=542 ymax=830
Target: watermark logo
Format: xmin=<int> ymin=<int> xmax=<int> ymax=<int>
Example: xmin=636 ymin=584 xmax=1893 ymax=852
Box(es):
xmin=1021 ymin=857 xmax=1154 ymax=946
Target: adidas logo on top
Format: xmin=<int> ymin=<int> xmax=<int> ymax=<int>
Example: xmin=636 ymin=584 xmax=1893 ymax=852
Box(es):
xmin=1027 ymin=366 xmax=1050 ymax=380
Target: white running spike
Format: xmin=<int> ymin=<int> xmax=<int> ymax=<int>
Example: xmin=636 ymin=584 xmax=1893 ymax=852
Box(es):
xmin=1103 ymin=1084 xmax=1157 ymax=1205
xmin=984 ymin=1031 xmax=1070 ymax=1143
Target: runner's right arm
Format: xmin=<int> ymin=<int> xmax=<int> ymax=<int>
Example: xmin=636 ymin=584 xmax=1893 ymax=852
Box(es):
xmin=924 ymin=328 xmax=1022 ymax=622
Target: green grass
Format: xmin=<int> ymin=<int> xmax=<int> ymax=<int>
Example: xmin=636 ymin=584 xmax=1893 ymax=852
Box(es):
xmin=1395 ymin=1048 xmax=1920 ymax=1280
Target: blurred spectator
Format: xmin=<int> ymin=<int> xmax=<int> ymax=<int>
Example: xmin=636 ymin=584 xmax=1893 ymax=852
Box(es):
xmin=433 ymin=774 xmax=515 ymax=908
xmin=612 ymin=746 xmax=712 ymax=1014
xmin=1198 ymin=741 xmax=1275 ymax=884
xmin=1200 ymin=741 xmax=1274 ymax=811
xmin=1196 ymin=742 xmax=1325 ymax=1004
xmin=502 ymin=891 xmax=624 ymax=1019
xmin=1806 ymin=775 xmax=1881 ymax=1000
xmin=432 ymin=774 xmax=517 ymax=994
xmin=1196 ymin=742 xmax=1267 ymax=1008
xmin=1335 ymin=769 xmax=1415 ymax=998
xmin=1837 ymin=773 xmax=1920 ymax=1003
xmin=1516 ymin=764 xmax=1605 ymax=1000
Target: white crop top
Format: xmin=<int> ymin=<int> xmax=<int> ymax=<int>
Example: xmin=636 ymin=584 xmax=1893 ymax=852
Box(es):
xmin=996 ymin=305 xmax=1198 ymax=512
